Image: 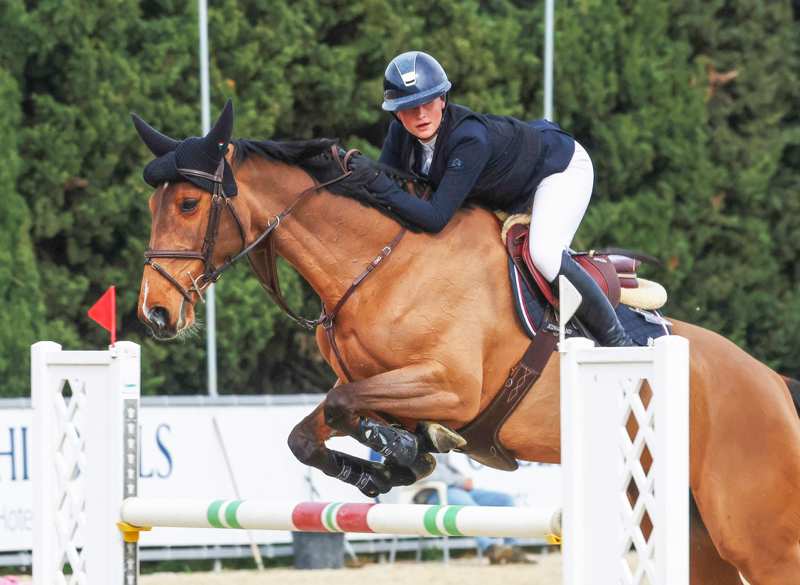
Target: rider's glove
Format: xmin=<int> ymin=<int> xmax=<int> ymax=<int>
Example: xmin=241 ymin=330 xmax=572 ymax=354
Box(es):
xmin=349 ymin=155 xmax=399 ymax=195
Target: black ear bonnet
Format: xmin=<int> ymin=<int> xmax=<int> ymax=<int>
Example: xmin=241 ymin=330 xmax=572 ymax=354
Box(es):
xmin=132 ymin=99 xmax=238 ymax=196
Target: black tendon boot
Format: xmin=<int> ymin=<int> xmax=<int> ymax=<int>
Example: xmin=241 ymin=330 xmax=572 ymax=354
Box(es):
xmin=555 ymin=252 xmax=634 ymax=347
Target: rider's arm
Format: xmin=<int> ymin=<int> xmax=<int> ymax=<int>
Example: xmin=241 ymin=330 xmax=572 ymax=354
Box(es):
xmin=372 ymin=123 xmax=491 ymax=233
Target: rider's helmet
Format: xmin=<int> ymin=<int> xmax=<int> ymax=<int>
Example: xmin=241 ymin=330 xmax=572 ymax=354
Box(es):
xmin=382 ymin=51 xmax=452 ymax=112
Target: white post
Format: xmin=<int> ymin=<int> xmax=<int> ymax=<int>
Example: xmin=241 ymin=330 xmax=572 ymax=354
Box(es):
xmin=560 ymin=336 xmax=598 ymax=584
xmin=653 ymin=336 xmax=690 ymax=584
xmin=32 ymin=342 xmax=140 ymax=585
xmin=31 ymin=341 xmax=62 ymax=585
xmin=198 ymin=0 xmax=218 ymax=399
xmin=86 ymin=342 xmax=141 ymax=585
xmin=561 ymin=336 xmax=689 ymax=585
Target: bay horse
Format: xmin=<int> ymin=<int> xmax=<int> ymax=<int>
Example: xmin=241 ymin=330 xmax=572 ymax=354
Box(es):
xmin=133 ymin=102 xmax=800 ymax=584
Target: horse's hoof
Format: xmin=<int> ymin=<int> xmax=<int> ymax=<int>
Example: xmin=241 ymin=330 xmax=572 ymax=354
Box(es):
xmin=355 ymin=464 xmax=394 ymax=497
xmin=409 ymin=452 xmax=436 ymax=480
xmin=418 ymin=421 xmax=467 ymax=452
xmin=385 ymin=463 xmax=417 ymax=486
xmin=386 ymin=453 xmax=436 ymax=487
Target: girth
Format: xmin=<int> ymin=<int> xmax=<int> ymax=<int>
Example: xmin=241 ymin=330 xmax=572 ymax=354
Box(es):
xmin=456 ymin=308 xmax=559 ymax=471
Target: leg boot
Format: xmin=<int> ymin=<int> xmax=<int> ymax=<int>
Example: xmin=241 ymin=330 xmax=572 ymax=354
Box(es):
xmin=555 ymin=252 xmax=634 ymax=347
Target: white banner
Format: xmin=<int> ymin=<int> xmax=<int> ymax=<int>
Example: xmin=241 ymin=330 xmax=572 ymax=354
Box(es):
xmin=0 ymin=400 xmax=561 ymax=551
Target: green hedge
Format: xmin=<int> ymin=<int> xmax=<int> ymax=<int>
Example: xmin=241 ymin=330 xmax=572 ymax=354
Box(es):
xmin=0 ymin=0 xmax=797 ymax=396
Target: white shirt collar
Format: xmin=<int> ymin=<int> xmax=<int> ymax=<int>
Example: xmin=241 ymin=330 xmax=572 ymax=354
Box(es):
xmin=418 ymin=135 xmax=437 ymax=151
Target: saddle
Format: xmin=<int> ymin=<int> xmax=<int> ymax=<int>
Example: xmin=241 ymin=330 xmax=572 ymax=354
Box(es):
xmin=456 ymin=217 xmax=671 ymax=471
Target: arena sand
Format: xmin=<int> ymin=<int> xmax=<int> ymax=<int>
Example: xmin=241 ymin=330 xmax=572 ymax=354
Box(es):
xmin=10 ymin=553 xmax=562 ymax=585
xmin=134 ymin=553 xmax=563 ymax=585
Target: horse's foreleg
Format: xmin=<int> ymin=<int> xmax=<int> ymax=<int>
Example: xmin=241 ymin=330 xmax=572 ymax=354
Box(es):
xmin=323 ymin=362 xmax=477 ymax=471
xmin=287 ymin=402 xmax=411 ymax=497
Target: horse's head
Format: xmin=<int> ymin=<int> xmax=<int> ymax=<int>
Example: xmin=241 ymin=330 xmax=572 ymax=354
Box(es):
xmin=133 ymin=100 xmax=246 ymax=339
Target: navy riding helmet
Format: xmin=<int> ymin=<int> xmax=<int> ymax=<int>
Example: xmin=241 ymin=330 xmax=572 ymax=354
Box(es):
xmin=382 ymin=51 xmax=452 ymax=112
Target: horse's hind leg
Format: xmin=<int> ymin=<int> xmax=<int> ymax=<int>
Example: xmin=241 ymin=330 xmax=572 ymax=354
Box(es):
xmin=689 ymin=364 xmax=800 ymax=584
xmin=689 ymin=497 xmax=743 ymax=585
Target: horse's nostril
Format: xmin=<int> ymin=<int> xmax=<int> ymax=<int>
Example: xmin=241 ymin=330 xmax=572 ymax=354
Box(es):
xmin=149 ymin=306 xmax=169 ymax=329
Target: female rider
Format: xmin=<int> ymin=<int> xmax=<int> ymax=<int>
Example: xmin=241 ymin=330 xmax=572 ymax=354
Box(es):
xmin=359 ymin=50 xmax=631 ymax=347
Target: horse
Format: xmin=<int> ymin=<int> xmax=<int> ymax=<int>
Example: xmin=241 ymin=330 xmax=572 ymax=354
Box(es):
xmin=133 ymin=102 xmax=800 ymax=584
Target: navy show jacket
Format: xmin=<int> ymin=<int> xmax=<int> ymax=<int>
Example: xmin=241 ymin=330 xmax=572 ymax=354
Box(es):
xmin=377 ymin=103 xmax=576 ymax=232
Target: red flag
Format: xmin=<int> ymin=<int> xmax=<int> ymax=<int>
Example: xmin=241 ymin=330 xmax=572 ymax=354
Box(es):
xmin=88 ymin=286 xmax=116 ymax=345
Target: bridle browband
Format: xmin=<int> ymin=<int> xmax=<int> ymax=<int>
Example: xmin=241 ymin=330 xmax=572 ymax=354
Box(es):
xmin=144 ymin=146 xmax=410 ymax=382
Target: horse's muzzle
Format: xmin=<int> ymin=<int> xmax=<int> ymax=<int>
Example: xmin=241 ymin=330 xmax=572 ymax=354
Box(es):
xmin=144 ymin=306 xmax=176 ymax=340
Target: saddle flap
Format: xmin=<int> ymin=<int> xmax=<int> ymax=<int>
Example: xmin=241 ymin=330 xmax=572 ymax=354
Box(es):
xmin=502 ymin=224 xmax=555 ymax=306
xmin=506 ymin=223 xmax=621 ymax=309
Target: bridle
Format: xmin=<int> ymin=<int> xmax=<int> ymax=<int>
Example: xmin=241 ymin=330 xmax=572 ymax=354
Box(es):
xmin=144 ymin=159 xmax=245 ymax=303
xmin=144 ymin=148 xmax=360 ymax=303
xmin=144 ymin=146 xmax=411 ymax=382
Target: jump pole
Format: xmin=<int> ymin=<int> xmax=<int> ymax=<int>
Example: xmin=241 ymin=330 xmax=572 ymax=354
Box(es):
xmin=119 ymin=498 xmax=560 ymax=539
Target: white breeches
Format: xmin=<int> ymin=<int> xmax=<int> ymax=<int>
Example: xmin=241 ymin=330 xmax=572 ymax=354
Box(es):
xmin=527 ymin=141 xmax=593 ymax=282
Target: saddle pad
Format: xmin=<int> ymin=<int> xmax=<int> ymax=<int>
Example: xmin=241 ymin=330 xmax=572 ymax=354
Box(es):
xmin=508 ymin=259 xmax=671 ymax=346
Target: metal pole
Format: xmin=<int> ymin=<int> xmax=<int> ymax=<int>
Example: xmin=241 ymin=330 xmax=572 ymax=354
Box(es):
xmin=199 ymin=0 xmax=218 ymax=397
xmin=544 ymin=0 xmax=554 ymax=120
xmin=212 ymin=417 xmax=264 ymax=570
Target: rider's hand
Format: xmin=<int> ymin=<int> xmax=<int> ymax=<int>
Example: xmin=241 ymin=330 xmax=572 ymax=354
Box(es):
xmin=349 ymin=155 xmax=397 ymax=194
xmin=368 ymin=171 xmax=397 ymax=195
xmin=462 ymin=478 xmax=474 ymax=491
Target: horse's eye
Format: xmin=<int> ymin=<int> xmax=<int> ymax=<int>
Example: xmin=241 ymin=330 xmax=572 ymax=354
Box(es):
xmin=181 ymin=199 xmax=199 ymax=212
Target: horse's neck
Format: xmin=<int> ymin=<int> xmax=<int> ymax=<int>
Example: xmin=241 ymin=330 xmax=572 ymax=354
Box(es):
xmin=241 ymin=159 xmax=400 ymax=305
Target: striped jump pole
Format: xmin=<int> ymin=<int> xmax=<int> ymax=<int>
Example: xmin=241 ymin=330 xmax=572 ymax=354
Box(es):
xmin=119 ymin=498 xmax=561 ymax=541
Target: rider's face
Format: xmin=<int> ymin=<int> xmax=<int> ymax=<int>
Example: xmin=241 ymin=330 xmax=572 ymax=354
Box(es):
xmin=396 ymin=97 xmax=446 ymax=141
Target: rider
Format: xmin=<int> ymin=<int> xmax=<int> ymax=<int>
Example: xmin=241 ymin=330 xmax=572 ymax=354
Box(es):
xmin=360 ymin=50 xmax=633 ymax=347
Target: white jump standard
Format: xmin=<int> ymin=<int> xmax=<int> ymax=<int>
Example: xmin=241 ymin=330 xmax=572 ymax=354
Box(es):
xmin=31 ymin=334 xmax=689 ymax=585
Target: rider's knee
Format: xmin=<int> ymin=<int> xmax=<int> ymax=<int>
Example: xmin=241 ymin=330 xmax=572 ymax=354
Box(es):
xmin=528 ymin=244 xmax=561 ymax=283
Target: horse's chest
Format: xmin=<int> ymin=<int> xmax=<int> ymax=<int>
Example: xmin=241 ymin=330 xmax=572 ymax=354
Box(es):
xmin=316 ymin=325 xmax=390 ymax=382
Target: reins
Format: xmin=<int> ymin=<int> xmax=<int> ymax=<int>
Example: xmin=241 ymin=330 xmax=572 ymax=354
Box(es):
xmin=144 ymin=145 xmax=410 ymax=383
xmin=250 ymin=146 xmax=410 ymax=383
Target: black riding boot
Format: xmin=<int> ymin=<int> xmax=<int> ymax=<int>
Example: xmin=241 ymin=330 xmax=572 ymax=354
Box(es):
xmin=554 ymin=252 xmax=634 ymax=347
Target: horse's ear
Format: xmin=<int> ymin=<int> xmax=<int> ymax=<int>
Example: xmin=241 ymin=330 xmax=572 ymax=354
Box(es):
xmin=202 ymin=99 xmax=234 ymax=160
xmin=131 ymin=113 xmax=180 ymax=156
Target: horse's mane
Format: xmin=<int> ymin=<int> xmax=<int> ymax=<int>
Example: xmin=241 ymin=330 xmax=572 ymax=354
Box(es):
xmin=231 ymin=138 xmax=426 ymax=230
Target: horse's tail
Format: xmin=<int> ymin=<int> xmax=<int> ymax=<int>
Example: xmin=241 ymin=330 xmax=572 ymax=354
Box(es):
xmin=781 ymin=376 xmax=800 ymax=417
